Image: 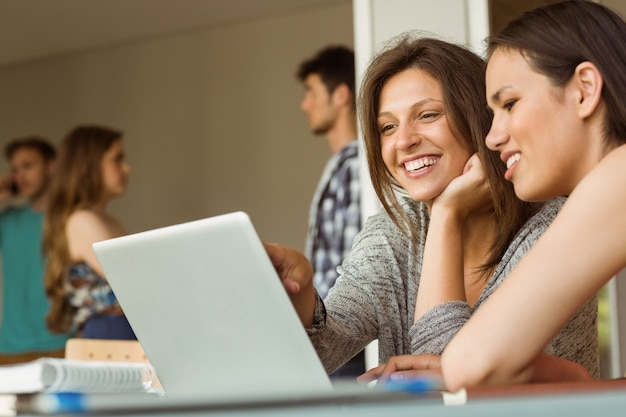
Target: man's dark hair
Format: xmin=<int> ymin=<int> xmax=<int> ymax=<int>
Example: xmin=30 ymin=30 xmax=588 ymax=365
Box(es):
xmin=4 ymin=136 xmax=56 ymax=162
xmin=297 ymin=45 xmax=355 ymax=103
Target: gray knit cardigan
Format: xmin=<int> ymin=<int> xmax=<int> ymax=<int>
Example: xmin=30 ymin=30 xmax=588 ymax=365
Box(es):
xmin=306 ymin=197 xmax=599 ymax=378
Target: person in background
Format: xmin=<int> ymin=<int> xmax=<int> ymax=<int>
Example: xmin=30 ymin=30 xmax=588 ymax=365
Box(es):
xmin=43 ymin=125 xmax=135 ymax=340
xmin=0 ymin=136 xmax=69 ymax=364
xmin=297 ymin=45 xmax=363 ymax=377
xmin=267 ymin=35 xmax=598 ymax=381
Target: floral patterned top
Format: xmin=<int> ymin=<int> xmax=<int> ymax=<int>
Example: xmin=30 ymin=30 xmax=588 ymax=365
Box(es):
xmin=65 ymin=261 xmax=121 ymax=330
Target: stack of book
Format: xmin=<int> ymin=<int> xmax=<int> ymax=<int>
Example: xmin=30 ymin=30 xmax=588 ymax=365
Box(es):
xmin=0 ymin=357 xmax=161 ymax=415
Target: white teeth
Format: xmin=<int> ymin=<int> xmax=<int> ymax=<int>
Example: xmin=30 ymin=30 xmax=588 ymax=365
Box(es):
xmin=404 ymin=157 xmax=439 ymax=172
xmin=506 ymin=153 xmax=521 ymax=169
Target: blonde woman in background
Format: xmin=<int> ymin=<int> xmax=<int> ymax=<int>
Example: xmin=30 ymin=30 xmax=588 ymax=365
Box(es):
xmin=44 ymin=125 xmax=135 ymax=340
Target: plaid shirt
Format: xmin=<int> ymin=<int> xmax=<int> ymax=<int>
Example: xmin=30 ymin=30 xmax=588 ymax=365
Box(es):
xmin=305 ymin=140 xmax=361 ymax=299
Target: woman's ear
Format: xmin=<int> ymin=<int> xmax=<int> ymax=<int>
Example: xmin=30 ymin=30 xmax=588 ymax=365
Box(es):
xmin=574 ymin=61 xmax=603 ymax=119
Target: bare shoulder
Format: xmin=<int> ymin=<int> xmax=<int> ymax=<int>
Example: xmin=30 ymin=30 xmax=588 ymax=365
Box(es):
xmin=597 ymin=143 xmax=626 ymax=168
xmin=66 ymin=209 xmax=125 ymax=241
xmin=67 ymin=209 xmax=105 ymax=231
xmin=552 ymin=143 xmax=626 ymax=266
xmin=66 ymin=209 xmax=105 ymax=230
xmin=573 ymin=144 xmax=626 ymax=200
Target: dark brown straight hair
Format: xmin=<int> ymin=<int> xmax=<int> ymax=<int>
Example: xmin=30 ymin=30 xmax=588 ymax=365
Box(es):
xmin=487 ymin=0 xmax=626 ymax=152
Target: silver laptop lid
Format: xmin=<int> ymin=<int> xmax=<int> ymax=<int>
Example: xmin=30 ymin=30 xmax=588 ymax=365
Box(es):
xmin=93 ymin=211 xmax=331 ymax=400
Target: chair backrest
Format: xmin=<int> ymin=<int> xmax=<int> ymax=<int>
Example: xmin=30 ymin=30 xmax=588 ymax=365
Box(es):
xmin=65 ymin=338 xmax=161 ymax=387
xmin=65 ymin=338 xmax=150 ymax=362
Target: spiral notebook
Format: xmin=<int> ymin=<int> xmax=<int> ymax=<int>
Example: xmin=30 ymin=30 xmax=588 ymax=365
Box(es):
xmin=0 ymin=357 xmax=153 ymax=394
xmin=92 ymin=212 xmax=332 ymax=400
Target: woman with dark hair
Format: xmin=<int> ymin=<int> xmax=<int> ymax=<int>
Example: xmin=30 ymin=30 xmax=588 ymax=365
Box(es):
xmin=441 ymin=0 xmax=626 ymax=390
xmin=266 ymin=34 xmax=598 ymax=379
xmin=43 ymin=125 xmax=136 ymax=340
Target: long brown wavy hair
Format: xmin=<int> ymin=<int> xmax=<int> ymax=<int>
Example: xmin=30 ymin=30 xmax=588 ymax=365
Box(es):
xmin=43 ymin=125 xmax=122 ymax=334
xmin=359 ymin=35 xmax=541 ymax=275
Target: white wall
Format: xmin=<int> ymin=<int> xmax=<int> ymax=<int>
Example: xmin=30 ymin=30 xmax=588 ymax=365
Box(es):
xmin=0 ymin=1 xmax=353 ymax=251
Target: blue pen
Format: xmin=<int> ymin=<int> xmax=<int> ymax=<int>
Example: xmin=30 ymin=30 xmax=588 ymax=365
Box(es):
xmin=379 ymin=375 xmax=446 ymax=394
xmin=17 ymin=392 xmax=87 ymax=414
xmin=18 ymin=392 xmax=165 ymax=414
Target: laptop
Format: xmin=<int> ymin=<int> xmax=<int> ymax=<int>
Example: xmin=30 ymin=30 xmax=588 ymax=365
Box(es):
xmin=92 ymin=211 xmax=332 ymax=400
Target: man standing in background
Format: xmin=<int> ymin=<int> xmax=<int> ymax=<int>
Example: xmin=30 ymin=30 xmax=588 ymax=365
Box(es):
xmin=0 ymin=136 xmax=69 ymax=364
xmin=297 ymin=45 xmax=363 ymax=377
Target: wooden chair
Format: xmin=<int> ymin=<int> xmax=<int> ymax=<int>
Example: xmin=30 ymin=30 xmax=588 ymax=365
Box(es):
xmin=65 ymin=338 xmax=149 ymax=362
xmin=65 ymin=338 xmax=161 ymax=387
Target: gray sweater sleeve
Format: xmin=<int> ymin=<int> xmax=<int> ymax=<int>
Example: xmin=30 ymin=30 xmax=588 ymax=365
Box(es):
xmin=307 ymin=199 xmax=427 ymax=374
xmin=409 ymin=301 xmax=471 ymax=355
